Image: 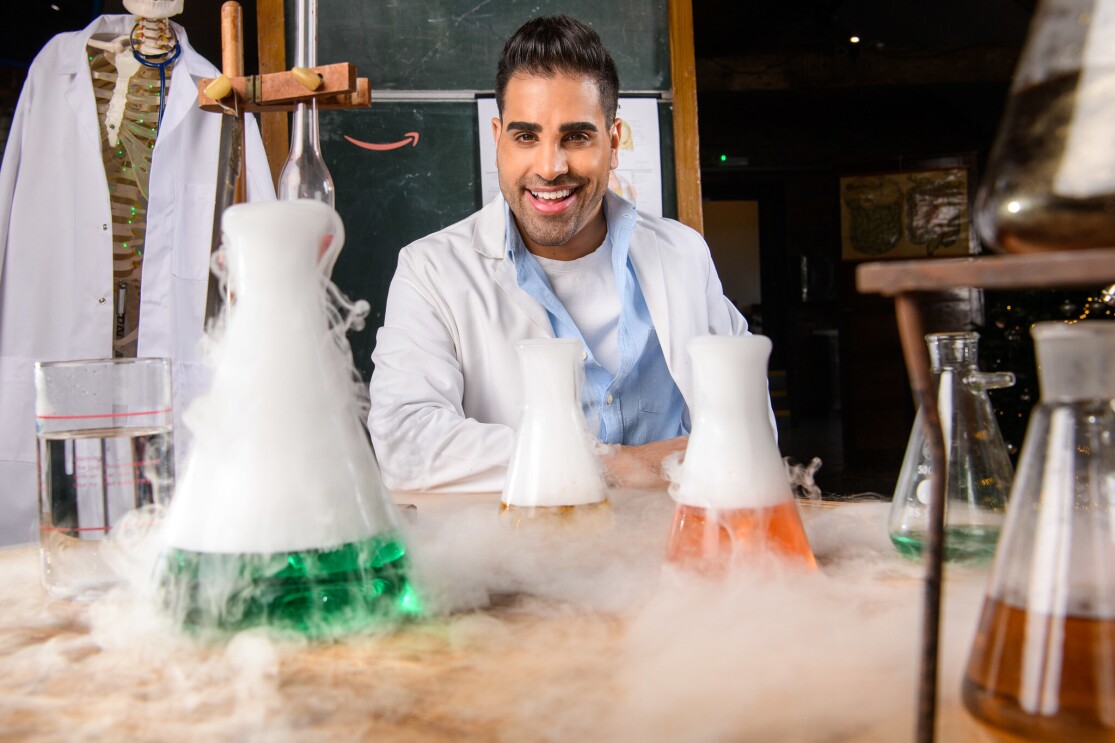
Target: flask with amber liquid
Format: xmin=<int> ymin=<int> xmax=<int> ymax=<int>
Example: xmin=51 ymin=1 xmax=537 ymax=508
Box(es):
xmin=962 ymin=322 xmax=1115 ymax=740
xmin=665 ymin=335 xmax=815 ymax=574
xmin=976 ymin=0 xmax=1115 ymax=253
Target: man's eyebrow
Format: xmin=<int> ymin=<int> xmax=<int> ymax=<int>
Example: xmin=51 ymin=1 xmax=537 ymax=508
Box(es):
xmin=506 ymin=121 xmax=541 ymax=133
xmin=559 ymin=121 xmax=599 ymax=133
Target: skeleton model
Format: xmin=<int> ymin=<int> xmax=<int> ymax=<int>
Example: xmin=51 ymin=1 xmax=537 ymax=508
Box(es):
xmin=85 ymin=0 xmax=184 ymax=357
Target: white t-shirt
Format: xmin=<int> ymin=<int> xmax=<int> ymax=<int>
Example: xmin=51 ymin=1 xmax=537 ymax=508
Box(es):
xmin=533 ymin=239 xmax=621 ymax=376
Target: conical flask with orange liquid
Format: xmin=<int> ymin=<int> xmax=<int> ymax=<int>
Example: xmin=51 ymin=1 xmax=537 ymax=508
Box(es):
xmin=666 ymin=335 xmax=816 ymax=573
xmin=962 ymin=321 xmax=1115 ymax=740
xmin=156 ymin=200 xmax=421 ymax=636
xmin=500 ymin=338 xmax=611 ymax=529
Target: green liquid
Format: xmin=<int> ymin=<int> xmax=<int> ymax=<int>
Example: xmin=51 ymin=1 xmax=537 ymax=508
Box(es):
xmin=157 ymin=532 xmax=422 ymax=637
xmin=891 ymin=526 xmax=1001 ymax=564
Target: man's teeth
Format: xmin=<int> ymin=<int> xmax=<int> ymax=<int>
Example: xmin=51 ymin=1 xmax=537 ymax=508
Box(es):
xmin=532 ymin=189 xmax=572 ymax=200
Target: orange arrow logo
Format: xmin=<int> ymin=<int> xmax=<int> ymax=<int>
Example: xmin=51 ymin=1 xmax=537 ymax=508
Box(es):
xmin=344 ymin=131 xmax=420 ymax=151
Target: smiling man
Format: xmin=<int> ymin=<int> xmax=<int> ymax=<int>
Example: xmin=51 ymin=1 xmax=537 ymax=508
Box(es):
xmin=369 ymin=15 xmax=755 ymax=492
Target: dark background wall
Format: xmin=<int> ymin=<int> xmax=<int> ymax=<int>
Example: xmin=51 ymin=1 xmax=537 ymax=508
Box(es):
xmin=692 ymin=1 xmax=1037 ymax=490
xmin=3 ymin=0 xmax=1051 ymax=495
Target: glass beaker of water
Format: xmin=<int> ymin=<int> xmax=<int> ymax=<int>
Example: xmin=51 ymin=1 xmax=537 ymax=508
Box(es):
xmin=962 ymin=321 xmax=1115 ymax=740
xmin=34 ymin=358 xmax=174 ymax=599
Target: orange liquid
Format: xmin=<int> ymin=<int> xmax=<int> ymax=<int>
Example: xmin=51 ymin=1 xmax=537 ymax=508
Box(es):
xmin=963 ymin=597 xmax=1115 ymax=741
xmin=665 ymin=501 xmax=817 ymax=574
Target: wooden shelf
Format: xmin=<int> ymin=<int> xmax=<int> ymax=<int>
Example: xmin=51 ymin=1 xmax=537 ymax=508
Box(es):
xmin=856 ymin=248 xmax=1115 ymax=296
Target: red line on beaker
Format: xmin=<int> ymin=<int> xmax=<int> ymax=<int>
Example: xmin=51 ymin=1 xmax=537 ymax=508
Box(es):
xmin=36 ymin=408 xmax=172 ymax=421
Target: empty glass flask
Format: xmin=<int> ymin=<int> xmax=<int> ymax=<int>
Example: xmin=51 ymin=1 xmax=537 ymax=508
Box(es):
xmin=962 ymin=321 xmax=1115 ymax=740
xmin=976 ymin=0 xmax=1115 ymax=252
xmin=887 ymin=332 xmax=1015 ymax=563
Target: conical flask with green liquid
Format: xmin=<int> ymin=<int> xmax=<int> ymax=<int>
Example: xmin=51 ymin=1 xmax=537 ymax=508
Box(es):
xmin=156 ymin=200 xmax=420 ymax=636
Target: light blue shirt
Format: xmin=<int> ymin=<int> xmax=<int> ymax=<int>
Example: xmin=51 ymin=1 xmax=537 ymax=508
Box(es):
xmin=506 ymin=197 xmax=687 ymax=445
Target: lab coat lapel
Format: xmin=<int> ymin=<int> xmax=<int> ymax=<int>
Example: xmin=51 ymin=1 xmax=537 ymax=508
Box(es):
xmin=153 ymin=23 xmax=205 ymax=146
xmin=476 ymin=197 xmax=553 ymax=335
xmin=491 ymin=260 xmax=552 ymax=334
xmin=62 ymin=34 xmax=102 ymax=149
xmin=630 ymin=227 xmax=673 ymax=370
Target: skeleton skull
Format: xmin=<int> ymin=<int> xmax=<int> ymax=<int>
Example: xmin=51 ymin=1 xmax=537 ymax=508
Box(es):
xmin=122 ymin=0 xmax=184 ymax=19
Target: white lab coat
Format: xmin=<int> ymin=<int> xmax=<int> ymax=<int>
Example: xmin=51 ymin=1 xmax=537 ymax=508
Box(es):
xmin=0 ymin=16 xmax=274 ymax=545
xmin=369 ymin=191 xmax=749 ymax=493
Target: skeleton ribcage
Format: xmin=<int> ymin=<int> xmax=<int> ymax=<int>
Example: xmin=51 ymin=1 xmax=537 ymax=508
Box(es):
xmin=88 ymin=47 xmax=170 ymax=358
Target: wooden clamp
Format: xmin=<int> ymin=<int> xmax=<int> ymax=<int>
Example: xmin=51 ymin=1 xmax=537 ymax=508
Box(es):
xmin=198 ymin=62 xmax=371 ymax=113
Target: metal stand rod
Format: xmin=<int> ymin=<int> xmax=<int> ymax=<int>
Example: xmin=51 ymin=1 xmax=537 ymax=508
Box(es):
xmin=895 ymin=294 xmax=947 ymax=743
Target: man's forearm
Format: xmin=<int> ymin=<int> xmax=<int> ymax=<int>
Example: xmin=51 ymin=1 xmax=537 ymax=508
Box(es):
xmin=600 ymin=436 xmax=687 ymax=490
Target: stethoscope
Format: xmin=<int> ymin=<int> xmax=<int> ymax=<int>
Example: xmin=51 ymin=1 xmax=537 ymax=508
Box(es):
xmin=129 ymin=22 xmax=182 ymax=130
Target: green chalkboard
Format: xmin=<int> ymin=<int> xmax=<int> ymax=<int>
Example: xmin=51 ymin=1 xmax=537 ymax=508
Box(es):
xmin=299 ymin=2 xmax=676 ymax=382
xmin=311 ymin=1 xmax=670 ymax=92
xmin=322 ymin=103 xmax=481 ymax=376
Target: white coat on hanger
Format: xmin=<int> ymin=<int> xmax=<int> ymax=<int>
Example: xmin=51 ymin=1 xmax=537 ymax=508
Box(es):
xmin=0 ymin=15 xmax=275 ymax=545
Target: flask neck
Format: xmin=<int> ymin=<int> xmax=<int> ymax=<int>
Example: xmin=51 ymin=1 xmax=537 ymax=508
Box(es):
xmin=293 ymin=0 xmax=318 ymax=69
xmin=288 ymin=0 xmax=322 ymax=159
xmin=222 ymin=201 xmax=338 ymax=310
xmin=678 ymin=335 xmax=791 ymax=509
xmin=1033 ymin=321 xmax=1115 ymax=401
xmin=690 ymin=336 xmax=772 ymax=420
xmin=289 ymin=100 xmax=323 ymax=155
xmin=517 ymin=340 xmax=582 ymax=410
xmin=926 ymin=332 xmax=980 ymax=370
xmin=277 ymin=0 xmax=334 ymax=206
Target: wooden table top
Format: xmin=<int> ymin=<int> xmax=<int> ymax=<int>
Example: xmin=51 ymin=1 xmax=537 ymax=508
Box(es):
xmin=0 ymin=492 xmax=997 ymax=742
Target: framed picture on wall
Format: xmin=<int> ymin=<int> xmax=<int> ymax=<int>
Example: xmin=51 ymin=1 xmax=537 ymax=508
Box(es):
xmin=839 ymin=161 xmax=979 ymax=261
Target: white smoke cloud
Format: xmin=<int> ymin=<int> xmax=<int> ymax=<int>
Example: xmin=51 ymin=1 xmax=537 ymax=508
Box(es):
xmin=3 ymin=494 xmax=990 ymax=740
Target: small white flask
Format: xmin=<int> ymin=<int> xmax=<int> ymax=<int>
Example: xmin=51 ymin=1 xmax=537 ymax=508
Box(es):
xmin=500 ymin=338 xmax=610 ymax=527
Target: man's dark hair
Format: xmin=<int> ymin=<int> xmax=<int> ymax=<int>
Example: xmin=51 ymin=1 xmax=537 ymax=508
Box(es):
xmin=496 ymin=15 xmax=620 ymax=126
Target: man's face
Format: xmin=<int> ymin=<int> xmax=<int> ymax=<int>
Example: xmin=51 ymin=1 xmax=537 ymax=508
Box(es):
xmin=493 ymin=72 xmax=620 ymax=258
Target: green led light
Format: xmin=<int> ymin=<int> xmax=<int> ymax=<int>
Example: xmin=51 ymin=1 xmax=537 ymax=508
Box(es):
xmin=720 ymin=154 xmax=727 ymax=162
